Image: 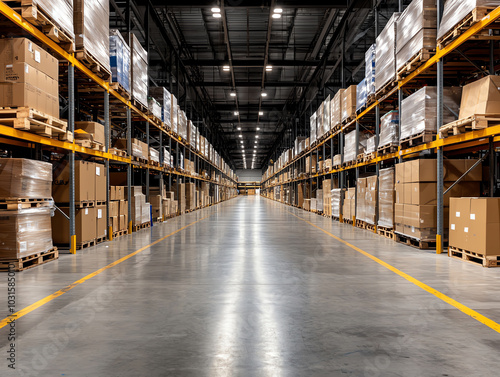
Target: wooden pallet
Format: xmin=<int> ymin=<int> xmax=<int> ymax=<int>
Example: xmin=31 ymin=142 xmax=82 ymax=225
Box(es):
xmin=133 ymin=222 xmax=151 ymax=232
xmin=110 ymin=82 xmax=131 ymax=100
xmin=342 ymin=217 xmax=353 ymax=225
xmin=366 ymin=93 xmax=376 ymax=107
xmin=342 ymin=159 xmax=357 ymax=168
xmin=6 ymin=0 xmax=75 ymax=52
xmin=95 ymin=236 xmax=106 ymax=244
xmin=377 ymin=143 xmax=398 ymax=155
xmin=75 ymin=139 xmax=106 ymax=151
xmin=377 ymin=225 xmax=394 ymax=240
xmin=131 ymin=156 xmax=148 ymax=165
xmin=149 ymin=160 xmax=161 ymax=167
xmin=76 ymin=240 xmax=96 ymax=250
xmin=364 ymin=152 xmax=376 ymax=162
xmin=75 ymin=49 xmax=111 ymax=81
xmin=0 ymin=247 xmax=58 ymax=272
xmin=0 ymin=107 xmax=68 ymax=138
xmin=400 ymin=131 xmax=435 ymax=150
xmin=109 ymin=148 xmax=128 ymax=158
xmin=437 ymin=6 xmax=500 ymax=50
xmin=375 ymin=79 xmax=398 ymax=99
xmin=438 ymin=114 xmax=500 ymax=139
xmin=131 ymin=98 xmax=148 ymax=114
xmin=396 ymin=48 xmax=434 ymax=80
xmin=395 ymin=232 xmax=436 ymax=250
xmin=355 ymin=219 xmax=366 ymax=229
xmin=365 ymin=222 xmax=376 ymax=232
xmin=449 ymin=246 xmax=500 ymax=267
xmin=0 ymin=197 xmax=52 ymax=210
xmin=356 ymin=153 xmax=365 ymax=164
xmin=112 ymin=229 xmax=128 ymax=238
xmin=59 ymin=131 xmax=74 ymax=143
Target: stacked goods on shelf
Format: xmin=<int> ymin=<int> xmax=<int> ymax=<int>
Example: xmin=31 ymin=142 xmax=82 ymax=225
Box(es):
xmin=356 ymin=78 xmax=367 ymax=112
xmin=343 ymin=130 xmax=368 ymax=163
xmin=110 ymin=186 xmax=128 ymax=234
xmin=322 ymin=180 xmax=331 ymax=216
xmin=149 ymin=87 xmax=171 ymax=126
xmin=0 ymin=159 xmax=55 ymax=264
xmin=188 ymin=121 xmax=197 ymax=149
xmin=306 ymin=155 xmax=317 ymax=174
xmin=109 ymin=30 xmax=131 ymax=93
xmin=149 ymin=148 xmax=159 ymax=164
xmin=172 ymin=182 xmax=186 ymax=213
xmin=148 ymin=97 xmax=162 ymax=120
xmin=171 ymin=94 xmax=178 ymax=133
xmin=365 ymin=176 xmax=378 ymax=225
xmin=331 ymin=89 xmax=344 ymax=129
xmin=24 ymin=0 xmax=75 ymax=43
xmin=365 ymin=136 xmax=376 ymax=155
xmin=356 ymin=178 xmax=367 ymax=222
xmin=378 ymin=111 xmax=399 ymax=149
xmin=394 ymin=159 xmax=481 ymax=242
xmin=317 ymin=102 xmax=324 ymax=140
xmin=333 ymin=154 xmax=342 ymax=167
xmin=401 ymin=86 xmax=461 ymax=140
xmin=162 ymin=148 xmax=172 ymax=167
xmin=185 ymin=182 xmax=196 ymax=210
xmin=449 ymin=198 xmax=500 ymax=266
xmin=365 ymin=44 xmax=376 ymax=98
xmin=323 ymin=95 xmax=331 ymax=135
xmin=0 ymin=38 xmax=59 ymax=118
xmin=114 ymin=138 xmax=148 ymax=160
xmin=375 ymin=13 xmax=401 ymax=93
xmin=378 ymin=168 xmax=395 ymax=229
xmin=310 ymin=112 xmax=317 ymax=145
xmin=150 ymin=194 xmax=162 ymax=220
xmin=341 ymin=85 xmax=357 ymax=122
xmin=127 ymin=186 xmax=149 ymax=227
xmin=343 ymin=188 xmax=356 ymax=220
xmin=395 ymin=0 xmax=436 ymax=74
xmin=297 ymin=183 xmax=305 ymax=207
xmin=75 ymin=121 xmax=105 ymax=146
xmin=129 ymin=33 xmax=148 ymax=107
xmin=178 ymin=110 xmax=188 ymax=141
xmin=74 ymin=0 xmax=110 ymax=74
xmin=331 ymin=188 xmax=342 ymax=218
xmin=316 ymin=189 xmax=323 ymax=212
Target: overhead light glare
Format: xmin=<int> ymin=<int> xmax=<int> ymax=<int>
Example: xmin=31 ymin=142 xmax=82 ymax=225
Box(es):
xmin=213 ymin=12 xmax=222 ymax=18
xmin=272 ymin=13 xmax=281 ymax=19
xmin=259 ymin=111 xmax=263 ymax=116
xmin=230 ymin=91 xmax=236 ymax=96
xmin=211 ymin=7 xmax=221 ymax=13
xmin=274 ymin=8 xmax=283 ymax=13
xmin=223 ymin=65 xmax=230 ymax=71
xmin=234 ymin=111 xmax=239 ymax=116
xmin=261 ymin=92 xmax=267 ymax=97
xmin=237 ymin=127 xmax=241 ymax=130
xmin=256 ymin=135 xmax=259 ymax=138
xmin=239 ymin=134 xmax=242 ymax=138
xmin=266 ymin=65 xmax=273 ymax=71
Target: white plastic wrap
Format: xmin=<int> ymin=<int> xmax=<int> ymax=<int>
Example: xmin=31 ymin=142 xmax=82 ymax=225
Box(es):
xmin=323 ymin=96 xmax=331 ymax=135
xmin=365 ymin=136 xmax=376 ymax=154
xmin=171 ymin=95 xmax=178 ymax=133
xmin=396 ymin=29 xmax=436 ymax=71
xmin=365 ymin=44 xmax=376 ymax=97
xmin=378 ymin=167 xmax=395 ymax=228
xmin=32 ymin=0 xmax=74 ymax=40
xmin=149 ymin=87 xmax=171 ymax=126
xmin=356 ymin=78 xmax=367 ymax=111
xmin=130 ymin=33 xmax=148 ymax=107
xmin=310 ymin=112 xmax=317 ymax=145
xmin=331 ymin=90 xmax=344 ymax=128
xmin=375 ymin=13 xmax=401 ymax=92
xmin=437 ymin=0 xmax=500 ymax=40
xmin=356 ymin=177 xmax=367 ymax=222
xmin=344 ymin=131 xmax=368 ymax=163
xmin=149 ymin=148 xmax=159 ymax=163
xmin=331 ymin=189 xmax=342 ymax=217
xmin=317 ymin=103 xmax=324 ymax=138
xmin=148 ymin=97 xmax=162 ymax=120
xmin=379 ymin=110 xmax=399 ymax=147
xmin=189 ymin=121 xmax=197 ymax=149
xmin=74 ymin=0 xmax=110 ymax=73
xmin=0 ymin=158 xmax=52 ymax=198
xmin=109 ymin=29 xmax=130 ymax=93
xmin=365 ymin=176 xmax=377 ymax=225
xmin=400 ymin=86 xmax=462 ymax=140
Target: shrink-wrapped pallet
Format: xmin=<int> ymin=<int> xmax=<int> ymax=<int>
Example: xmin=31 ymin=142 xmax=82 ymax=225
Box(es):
xmin=178 ymin=110 xmax=188 ymax=140
xmin=148 ymin=97 xmax=162 ymax=120
xmin=378 ymin=167 xmax=395 ymax=228
xmin=0 ymin=159 xmax=52 ymax=199
xmin=310 ymin=112 xmax=317 ymax=145
xmin=379 ymin=110 xmax=399 ymax=148
xmin=331 ymin=188 xmax=342 ymax=218
xmin=74 ymin=0 xmax=110 ymax=73
xmin=149 ymin=148 xmax=159 ymax=163
xmin=437 ymin=0 xmax=500 ymax=40
xmin=375 ymin=13 xmax=401 ymax=92
xmin=400 ymin=86 xmax=461 ymax=140
xmin=129 ymin=33 xmax=148 ymax=107
xmin=323 ymin=96 xmax=331 ymax=135
xmin=343 ymin=131 xmax=368 ymax=163
xmin=189 ymin=121 xmax=197 ymax=149
xmin=365 ymin=136 xmax=376 ymax=154
xmin=317 ymin=102 xmax=324 ymax=139
xmin=365 ymin=44 xmax=376 ymax=97
xmin=365 ymin=175 xmax=378 ymax=225
xmin=109 ymin=30 xmax=130 ymax=93
xmin=356 ymin=178 xmax=367 ymax=222
xmin=30 ymin=0 xmax=74 ymax=41
xmin=171 ymin=95 xmax=178 ymax=133
xmin=331 ymin=89 xmax=344 ymax=128
xmin=356 ymin=79 xmax=367 ymax=112
xmin=149 ymin=87 xmax=171 ymax=125
xmin=396 ymin=0 xmax=437 ymax=71
xmin=341 ymin=85 xmax=357 ymax=122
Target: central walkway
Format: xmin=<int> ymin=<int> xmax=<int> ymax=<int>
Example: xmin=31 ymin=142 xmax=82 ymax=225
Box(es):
xmin=0 ymin=196 xmax=499 ymax=376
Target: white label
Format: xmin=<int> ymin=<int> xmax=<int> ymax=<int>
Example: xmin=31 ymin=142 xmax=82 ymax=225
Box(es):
xmin=28 ymin=41 xmax=33 ymax=52
xmin=451 ymin=224 xmax=455 ymax=230
xmin=6 ymin=64 xmax=12 ymax=68
xmin=470 ymin=214 xmax=475 ymax=220
xmin=85 ymin=208 xmax=88 ymax=215
xmin=464 ymin=227 xmax=469 ymax=233
xmin=96 ymin=166 xmax=101 ymax=176
xmin=97 ymin=209 xmax=102 ymax=219
xmin=19 ymin=241 xmax=27 ymax=252
xmin=34 ymin=50 xmax=41 ymax=63
xmin=25 ymin=64 xmax=29 ymax=73
xmin=456 ymin=211 xmax=460 ymax=218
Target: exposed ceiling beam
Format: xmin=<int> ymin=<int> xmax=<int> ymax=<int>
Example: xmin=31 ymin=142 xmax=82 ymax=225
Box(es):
xmin=150 ymin=0 xmax=350 ymax=7
xmin=161 ymin=59 xmax=341 ymax=67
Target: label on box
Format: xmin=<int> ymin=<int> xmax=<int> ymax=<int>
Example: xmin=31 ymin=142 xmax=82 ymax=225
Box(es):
xmin=451 ymin=224 xmax=455 ymax=230
xmin=96 ymin=166 xmax=101 ymax=176
xmin=19 ymin=241 xmax=27 ymax=253
xmin=464 ymin=227 xmax=468 ymax=233
xmin=85 ymin=208 xmax=88 ymax=215
xmin=470 ymin=214 xmax=475 ymax=220
xmin=34 ymin=50 xmax=40 ymax=63
xmin=98 ymin=209 xmax=102 ymax=219
xmin=28 ymin=41 xmax=32 ymax=52
xmin=456 ymin=211 xmax=460 ymax=218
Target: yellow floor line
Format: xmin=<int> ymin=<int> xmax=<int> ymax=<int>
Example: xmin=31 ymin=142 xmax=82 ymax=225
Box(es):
xmin=287 ymin=210 xmax=500 ymax=333
xmin=0 ymin=214 xmax=211 ymax=330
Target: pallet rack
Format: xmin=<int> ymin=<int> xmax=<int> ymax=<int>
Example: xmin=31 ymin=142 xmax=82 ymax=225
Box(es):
xmin=0 ymin=1 xmax=238 ymax=254
xmin=261 ymin=4 xmax=500 ymax=254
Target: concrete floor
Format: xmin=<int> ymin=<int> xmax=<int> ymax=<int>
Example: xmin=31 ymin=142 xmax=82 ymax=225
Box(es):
xmin=1 ymin=196 xmax=500 ymax=376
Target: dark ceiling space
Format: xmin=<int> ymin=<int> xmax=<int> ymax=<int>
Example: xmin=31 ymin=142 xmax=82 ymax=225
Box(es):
xmin=111 ymin=0 xmax=403 ymax=171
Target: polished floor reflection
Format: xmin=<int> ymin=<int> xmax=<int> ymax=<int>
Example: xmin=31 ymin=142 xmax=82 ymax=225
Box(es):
xmin=0 ymin=196 xmax=499 ymax=376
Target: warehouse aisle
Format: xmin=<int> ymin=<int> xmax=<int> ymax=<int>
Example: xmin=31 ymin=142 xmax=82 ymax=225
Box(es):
xmin=1 ymin=196 xmax=500 ymax=376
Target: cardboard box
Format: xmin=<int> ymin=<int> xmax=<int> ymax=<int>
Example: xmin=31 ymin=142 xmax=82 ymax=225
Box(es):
xmin=124 ymin=186 xmax=143 ymax=198
xmin=404 ymin=204 xmax=436 ymax=229
xmin=94 ymin=163 xmax=106 ymax=202
xmin=110 ymin=216 xmax=119 ymax=233
xmin=52 ymin=207 xmax=96 ymax=244
xmin=410 ymin=159 xmax=436 ymax=182
xmin=119 ymin=214 xmax=127 ymax=231
xmin=172 ymin=183 xmax=185 ymax=213
xmin=119 ymin=200 xmax=128 ymax=216
xmin=75 ymin=121 xmax=105 ymax=145
xmin=395 ymin=183 xmax=404 ymax=204
xmin=459 ymin=75 xmax=500 ymax=119
xmin=96 ymin=204 xmax=106 ymax=238
xmin=404 ymin=183 xmax=413 ymax=205
xmin=403 ymin=161 xmax=412 ymax=183
xmin=150 ymin=195 xmax=162 ymax=218
xmin=395 ymin=163 xmax=404 ymax=184
xmin=304 ymin=199 xmax=311 ymax=211
xmin=109 ymin=201 xmax=119 ymax=217
xmin=411 ymin=182 xmax=437 ymax=206
xmin=0 ymin=158 xmax=52 ymax=199
xmin=53 ymin=160 xmax=95 ymax=203
xmin=185 ymin=182 xmax=196 ymax=210
xmin=341 ymin=85 xmax=357 ymax=122
xmin=395 ymin=203 xmax=404 ymax=224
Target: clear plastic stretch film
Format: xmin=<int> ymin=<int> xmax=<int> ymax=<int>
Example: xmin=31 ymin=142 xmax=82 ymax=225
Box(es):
xmin=365 ymin=176 xmax=377 ymax=225
xmin=396 ymin=29 xmax=436 ymax=71
xmin=331 ymin=189 xmax=342 ymax=217
xmin=356 ymin=78 xmax=367 ymax=111
xmin=323 ymin=96 xmax=331 ymax=135
xmin=179 ymin=111 xmax=188 ymax=140
xmin=375 ymin=13 xmax=400 ymax=92
xmin=396 ymin=0 xmax=436 ymax=52
xmin=149 ymin=148 xmax=159 ymax=163
xmin=343 ymin=131 xmax=368 ymax=162
xmin=342 ymin=86 xmax=356 ymax=122
xmin=317 ymin=102 xmax=324 ymax=138
xmin=33 ymin=0 xmax=74 ymax=40
xmin=378 ymin=167 xmax=395 ymax=228
xmin=0 ymin=207 xmax=53 ymax=259
xmin=109 ymin=30 xmax=131 ymax=92
xmin=365 ymin=135 xmax=376 ymax=154
xmin=310 ymin=112 xmax=317 ymax=144
xmin=148 ymin=97 xmax=162 ymax=120
xmin=400 ymin=86 xmax=461 ymax=139
xmin=171 ymin=96 xmax=178 ymax=133
xmin=131 ymin=143 xmax=143 ymax=159
xmin=74 ymin=0 xmax=110 ymax=72
xmin=130 ymin=33 xmax=148 ymax=107
xmin=331 ymin=90 xmax=344 ymax=127
xmin=356 ymin=178 xmax=367 ymax=222
xmin=190 ymin=121 xmax=197 ymax=149
xmin=379 ymin=110 xmax=399 ymax=147
xmin=365 ymin=44 xmax=376 ymax=96
xmin=149 ymin=87 xmax=171 ymax=125
xmin=0 ymin=158 xmax=52 ymax=198
xmin=437 ymin=0 xmax=500 ymax=40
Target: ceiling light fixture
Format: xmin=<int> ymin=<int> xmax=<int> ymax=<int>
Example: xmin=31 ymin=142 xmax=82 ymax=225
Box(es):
xmin=223 ymin=65 xmax=230 ymax=71
xmin=257 ymin=127 xmax=260 ymax=130
xmin=261 ymin=92 xmax=267 ymax=97
xmin=237 ymin=127 xmax=241 ymax=130
xmin=211 ymin=7 xmax=221 ymax=13
xmin=213 ymin=12 xmax=222 ymax=18
xmin=254 ymin=141 xmax=257 ymax=144
xmin=256 ymin=135 xmax=259 ymax=138
xmin=272 ymin=13 xmax=281 ymax=19
xmin=259 ymin=111 xmax=263 ymax=116
xmin=234 ymin=111 xmax=239 ymax=116
xmin=239 ymin=135 xmax=242 ymax=138
xmin=266 ymin=65 xmax=272 ymax=71
xmin=230 ymin=91 xmax=236 ymax=96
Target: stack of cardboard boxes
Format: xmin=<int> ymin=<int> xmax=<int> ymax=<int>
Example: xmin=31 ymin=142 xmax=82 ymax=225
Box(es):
xmin=378 ymin=168 xmax=395 ymax=229
xmin=110 ymin=186 xmax=128 ymax=233
xmin=323 ymin=179 xmax=332 ymax=217
xmin=341 ymin=85 xmax=357 ymax=122
xmin=343 ymin=188 xmax=356 ymax=221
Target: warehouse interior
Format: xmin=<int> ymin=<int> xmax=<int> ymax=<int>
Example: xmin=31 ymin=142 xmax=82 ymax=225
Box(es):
xmin=0 ymin=0 xmax=500 ymax=375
